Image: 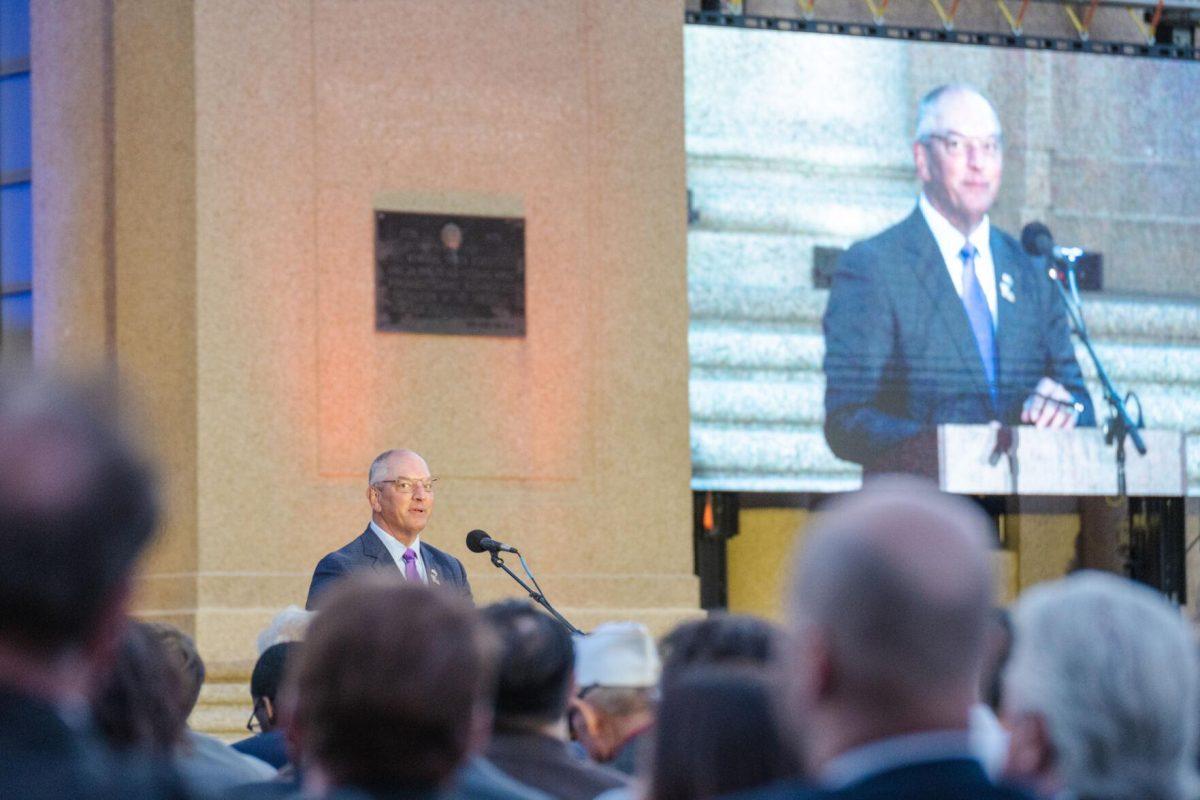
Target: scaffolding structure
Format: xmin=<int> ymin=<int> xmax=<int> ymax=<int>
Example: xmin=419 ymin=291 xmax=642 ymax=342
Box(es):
xmin=687 ymin=0 xmax=1200 ymax=60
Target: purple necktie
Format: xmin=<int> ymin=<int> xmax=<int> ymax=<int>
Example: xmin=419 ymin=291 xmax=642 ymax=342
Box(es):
xmin=402 ymin=548 xmax=421 ymax=583
xmin=960 ymin=243 xmax=997 ymax=408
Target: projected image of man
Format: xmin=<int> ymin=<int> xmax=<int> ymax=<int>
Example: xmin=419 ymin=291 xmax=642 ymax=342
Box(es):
xmin=822 ymin=84 xmax=1095 ymax=468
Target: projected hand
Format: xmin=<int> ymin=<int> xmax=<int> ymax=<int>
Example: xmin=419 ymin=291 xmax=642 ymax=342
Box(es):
xmin=1021 ymin=377 xmax=1081 ymax=429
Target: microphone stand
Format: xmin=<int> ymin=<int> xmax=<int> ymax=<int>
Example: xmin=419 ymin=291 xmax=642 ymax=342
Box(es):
xmin=488 ymin=550 xmax=584 ymax=635
xmin=1049 ymin=259 xmax=1146 ymax=496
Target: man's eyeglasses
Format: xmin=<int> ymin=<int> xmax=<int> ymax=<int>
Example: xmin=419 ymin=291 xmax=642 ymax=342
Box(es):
xmin=246 ymin=698 xmax=265 ymax=733
xmin=923 ymin=132 xmax=1002 ymax=159
xmin=373 ymin=476 xmax=438 ymax=494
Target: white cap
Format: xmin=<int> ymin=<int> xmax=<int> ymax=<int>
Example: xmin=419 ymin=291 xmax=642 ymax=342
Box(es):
xmin=574 ymin=621 xmax=660 ymax=689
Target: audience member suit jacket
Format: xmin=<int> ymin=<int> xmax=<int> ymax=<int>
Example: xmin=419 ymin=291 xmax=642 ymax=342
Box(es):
xmin=486 ymin=729 xmax=630 ymax=800
xmin=306 ymin=527 xmax=472 ymax=609
xmin=0 ymin=689 xmax=195 ymax=800
xmin=823 ymin=208 xmax=1095 ymax=469
xmin=734 ymin=758 xmax=1035 ymax=800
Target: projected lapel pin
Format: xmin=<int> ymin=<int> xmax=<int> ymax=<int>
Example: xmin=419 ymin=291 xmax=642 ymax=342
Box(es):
xmin=1000 ymin=273 xmax=1016 ymax=303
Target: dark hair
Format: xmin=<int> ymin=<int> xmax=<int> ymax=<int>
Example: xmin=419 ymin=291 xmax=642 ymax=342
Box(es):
xmin=92 ymin=621 xmax=185 ymax=755
xmin=982 ymin=606 xmax=1013 ymax=711
xmin=292 ymin=575 xmax=495 ymax=793
xmin=143 ymin=621 xmax=207 ymax=725
xmin=659 ymin=613 xmax=782 ymax=686
xmin=481 ymin=599 xmax=574 ymax=727
xmin=647 ymin=666 xmax=801 ymax=800
xmin=0 ymin=374 xmax=158 ymax=654
xmin=252 ymin=642 xmax=299 ymax=702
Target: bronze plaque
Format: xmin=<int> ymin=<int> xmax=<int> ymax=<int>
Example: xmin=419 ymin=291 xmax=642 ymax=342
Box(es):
xmin=375 ymin=211 xmax=525 ymax=336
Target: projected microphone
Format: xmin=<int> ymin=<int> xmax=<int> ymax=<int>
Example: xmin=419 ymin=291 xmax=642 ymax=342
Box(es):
xmin=1020 ymin=221 xmax=1086 ymax=270
xmin=465 ymin=529 xmax=519 ymax=554
xmin=1022 ymin=223 xmax=1147 ymax=475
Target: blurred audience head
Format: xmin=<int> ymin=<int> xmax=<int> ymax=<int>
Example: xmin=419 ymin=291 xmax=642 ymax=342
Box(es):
xmin=144 ymin=621 xmax=207 ymax=729
xmin=288 ymin=575 xmax=495 ymax=794
xmin=1003 ymin=571 xmax=1200 ymax=800
xmin=0 ymin=372 xmax=158 ymax=698
xmin=256 ymin=605 xmax=313 ymax=655
xmin=91 ymin=620 xmax=185 ymax=756
xmin=659 ymin=613 xmax=781 ymax=686
xmin=786 ymin=475 xmax=994 ymax=770
xmin=249 ymin=641 xmax=299 ymax=734
xmin=647 ymin=665 xmax=801 ymax=800
xmin=570 ymin=621 xmax=660 ymax=763
xmin=481 ymin=599 xmax=574 ymax=731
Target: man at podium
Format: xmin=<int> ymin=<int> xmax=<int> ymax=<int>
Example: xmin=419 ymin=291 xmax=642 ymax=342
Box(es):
xmin=822 ymin=85 xmax=1095 ymax=469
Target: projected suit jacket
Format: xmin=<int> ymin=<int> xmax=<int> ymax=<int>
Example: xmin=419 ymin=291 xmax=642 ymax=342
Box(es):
xmin=822 ymin=208 xmax=1095 ymax=468
xmin=305 ymin=527 xmax=472 ymax=609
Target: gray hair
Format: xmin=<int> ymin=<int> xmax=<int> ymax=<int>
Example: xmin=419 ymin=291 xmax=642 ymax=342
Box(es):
xmin=1005 ymin=571 xmax=1200 ymax=800
xmin=914 ymin=84 xmax=1002 ymax=143
xmin=368 ymin=450 xmax=398 ymax=485
xmin=582 ymin=686 xmax=657 ymax=718
xmin=368 ymin=448 xmax=427 ymax=485
xmin=256 ymin=604 xmax=314 ymax=655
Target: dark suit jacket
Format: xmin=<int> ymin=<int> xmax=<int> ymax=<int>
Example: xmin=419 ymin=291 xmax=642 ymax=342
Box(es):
xmin=823 ymin=208 xmax=1095 ymax=467
xmin=730 ymin=758 xmax=1034 ymax=800
xmin=485 ymin=730 xmax=630 ymax=800
xmin=0 ymin=689 xmax=194 ymax=800
xmin=454 ymin=756 xmax=553 ymax=800
xmin=223 ymin=757 xmax=550 ymax=800
xmin=231 ymin=730 xmax=288 ymax=770
xmin=306 ymin=527 xmax=472 ymax=609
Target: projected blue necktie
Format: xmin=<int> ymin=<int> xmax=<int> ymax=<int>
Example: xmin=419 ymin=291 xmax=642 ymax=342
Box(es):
xmin=960 ymin=243 xmax=997 ymax=407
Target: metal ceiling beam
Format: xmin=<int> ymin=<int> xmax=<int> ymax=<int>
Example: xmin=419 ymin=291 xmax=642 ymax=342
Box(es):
xmin=685 ymin=6 xmax=1200 ymax=61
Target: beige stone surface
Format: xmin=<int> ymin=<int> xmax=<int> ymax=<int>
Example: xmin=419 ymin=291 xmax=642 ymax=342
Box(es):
xmin=111 ymin=0 xmax=200 ymax=603
xmin=35 ymin=1 xmax=695 ymax=674
xmin=30 ymin=1 xmax=114 ymax=365
xmin=185 ymin=0 xmax=693 ymax=661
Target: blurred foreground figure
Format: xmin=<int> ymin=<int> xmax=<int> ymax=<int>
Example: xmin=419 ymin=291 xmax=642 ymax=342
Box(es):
xmin=287 ymin=576 xmax=498 ymax=799
xmin=91 ymin=621 xmax=186 ymax=757
xmin=741 ymin=475 xmax=1033 ymax=800
xmin=0 ymin=373 xmax=191 ymax=799
xmin=146 ymin=622 xmax=276 ymax=791
xmin=483 ymin=600 xmax=628 ymax=800
xmin=571 ymin=621 xmax=660 ymax=775
xmin=232 ymin=641 xmax=300 ymax=769
xmin=1003 ymin=571 xmax=1200 ymax=800
xmin=647 ymin=664 xmax=800 ymax=800
xmin=657 ymin=612 xmax=782 ymax=686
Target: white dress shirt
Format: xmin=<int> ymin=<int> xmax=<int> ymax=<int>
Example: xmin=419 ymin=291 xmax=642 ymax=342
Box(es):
xmin=369 ymin=521 xmax=427 ymax=583
xmin=919 ymin=193 xmax=999 ymax=326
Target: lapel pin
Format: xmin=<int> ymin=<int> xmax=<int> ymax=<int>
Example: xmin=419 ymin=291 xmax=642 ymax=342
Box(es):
xmin=1000 ymin=273 xmax=1016 ymax=303
xmin=430 ymin=568 xmax=440 ymax=585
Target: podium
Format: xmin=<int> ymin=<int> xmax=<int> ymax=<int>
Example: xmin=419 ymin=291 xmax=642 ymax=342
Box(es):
xmin=871 ymin=425 xmax=1188 ymax=602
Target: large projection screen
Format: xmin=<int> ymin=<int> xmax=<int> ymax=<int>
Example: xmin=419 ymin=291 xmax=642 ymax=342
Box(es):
xmin=686 ymin=26 xmax=1200 ymax=494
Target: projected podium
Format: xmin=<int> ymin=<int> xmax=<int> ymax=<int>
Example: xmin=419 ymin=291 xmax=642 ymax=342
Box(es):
xmin=872 ymin=425 xmax=1186 ymax=497
xmin=872 ymin=424 xmax=1188 ymax=602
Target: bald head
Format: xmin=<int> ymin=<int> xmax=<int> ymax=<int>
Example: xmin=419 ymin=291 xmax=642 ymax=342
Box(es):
xmin=790 ymin=476 xmax=994 ymax=711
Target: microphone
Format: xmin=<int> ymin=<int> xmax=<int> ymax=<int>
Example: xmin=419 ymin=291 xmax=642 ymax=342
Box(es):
xmin=465 ymin=529 xmax=519 ymax=554
xmin=1020 ymin=221 xmax=1086 ymax=267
